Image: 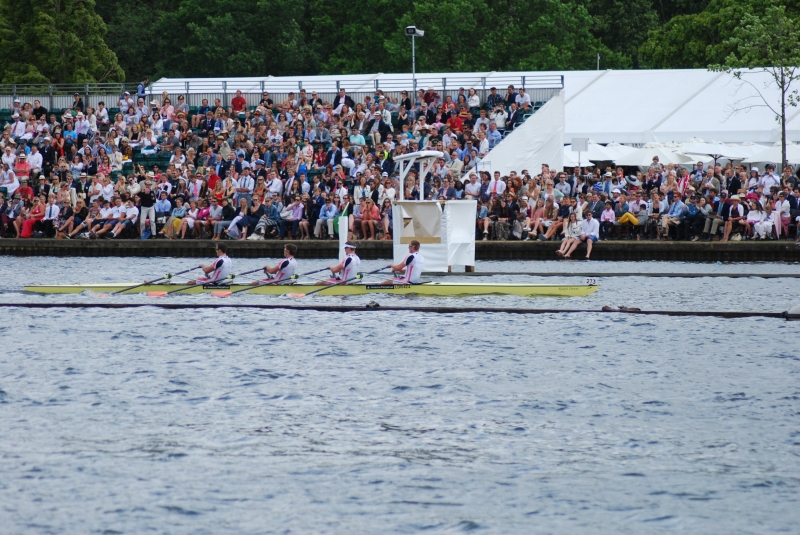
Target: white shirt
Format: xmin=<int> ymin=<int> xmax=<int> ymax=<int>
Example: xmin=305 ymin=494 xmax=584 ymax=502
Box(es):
xmin=759 ymin=173 xmax=780 ymax=191
xmin=125 ymin=205 xmax=139 ymax=222
xmin=581 ymin=217 xmax=600 ymax=238
xmin=488 ymin=179 xmax=506 ymax=196
xmin=43 ymin=203 xmax=60 ymax=220
xmin=2 ymin=152 xmax=16 ymax=167
xmin=11 ymin=120 xmax=26 ymax=138
xmin=1 ymin=172 xmax=19 ymax=197
xmin=339 ymin=253 xmax=361 ymax=282
xmin=237 ymin=175 xmax=254 ymax=194
xmin=515 ymin=93 xmax=531 ymax=107
xmin=273 ymin=257 xmax=297 ymax=283
xmin=110 ymin=204 xmax=125 ymax=219
xmin=267 ymin=177 xmax=283 ymax=196
xmin=775 ymin=199 xmax=790 ymax=217
xmin=74 ymin=119 xmax=90 ymax=135
xmin=464 ymin=181 xmax=481 ymax=197
xmin=27 ymin=151 xmax=43 ymax=170
xmin=101 ymin=184 xmax=115 ymax=202
xmin=204 ymin=255 xmax=232 ymax=283
xmin=396 ymin=252 xmax=423 ymax=284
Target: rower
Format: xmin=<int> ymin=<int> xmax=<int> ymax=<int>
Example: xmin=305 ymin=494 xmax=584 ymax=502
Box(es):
xmin=187 ymin=243 xmax=232 ymax=285
xmin=316 ymin=242 xmax=361 ymax=285
xmin=382 ymin=239 xmax=424 ymax=285
xmin=251 ymin=244 xmax=297 ymax=285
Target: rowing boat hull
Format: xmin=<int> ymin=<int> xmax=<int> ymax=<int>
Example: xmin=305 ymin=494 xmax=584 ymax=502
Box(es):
xmin=24 ymin=282 xmax=599 ymax=297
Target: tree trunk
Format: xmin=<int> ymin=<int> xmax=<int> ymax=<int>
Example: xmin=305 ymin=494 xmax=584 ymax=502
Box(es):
xmin=781 ymin=68 xmax=787 ymax=170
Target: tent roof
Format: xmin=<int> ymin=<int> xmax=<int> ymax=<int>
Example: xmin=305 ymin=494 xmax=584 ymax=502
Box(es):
xmin=153 ymin=68 xmax=800 ymax=144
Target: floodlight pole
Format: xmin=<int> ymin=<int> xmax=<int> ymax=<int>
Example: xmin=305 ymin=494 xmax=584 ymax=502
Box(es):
xmin=412 ymin=35 xmax=416 ymax=94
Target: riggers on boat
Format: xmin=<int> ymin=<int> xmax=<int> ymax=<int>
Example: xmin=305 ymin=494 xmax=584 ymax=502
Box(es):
xmin=24 ymin=281 xmax=599 ymax=297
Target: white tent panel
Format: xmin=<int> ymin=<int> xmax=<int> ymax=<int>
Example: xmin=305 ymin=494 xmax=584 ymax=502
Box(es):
xmin=653 ymin=71 xmax=788 ymax=143
xmin=480 ymin=92 xmax=564 ymax=175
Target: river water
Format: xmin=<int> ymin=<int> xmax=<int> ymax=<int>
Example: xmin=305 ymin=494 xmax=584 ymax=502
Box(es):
xmin=1 ymin=258 xmax=799 ymax=534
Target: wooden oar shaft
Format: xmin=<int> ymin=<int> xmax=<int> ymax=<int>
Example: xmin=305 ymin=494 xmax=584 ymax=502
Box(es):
xmin=299 ymin=267 xmax=388 ymax=297
xmin=226 ymin=267 xmax=331 ymax=296
xmin=112 ymin=266 xmax=200 ymax=295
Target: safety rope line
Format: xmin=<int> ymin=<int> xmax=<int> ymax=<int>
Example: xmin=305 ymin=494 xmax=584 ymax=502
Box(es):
xmin=0 ymin=302 xmax=790 ymax=319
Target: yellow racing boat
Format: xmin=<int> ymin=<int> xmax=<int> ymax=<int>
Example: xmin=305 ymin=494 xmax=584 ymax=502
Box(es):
xmin=24 ymin=281 xmax=599 ymax=297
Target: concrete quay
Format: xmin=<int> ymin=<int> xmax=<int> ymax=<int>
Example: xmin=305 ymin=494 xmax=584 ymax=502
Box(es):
xmin=1 ymin=238 xmax=799 ymax=262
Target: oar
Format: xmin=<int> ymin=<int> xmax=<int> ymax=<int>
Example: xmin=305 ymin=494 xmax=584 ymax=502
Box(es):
xmin=148 ymin=267 xmax=269 ymax=297
xmin=288 ymin=267 xmax=389 ymax=298
xmin=105 ymin=266 xmax=202 ymax=296
xmin=212 ymin=267 xmax=331 ymax=298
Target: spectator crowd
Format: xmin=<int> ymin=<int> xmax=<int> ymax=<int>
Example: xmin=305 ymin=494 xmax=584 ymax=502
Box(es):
xmin=0 ymin=83 xmax=799 ymax=256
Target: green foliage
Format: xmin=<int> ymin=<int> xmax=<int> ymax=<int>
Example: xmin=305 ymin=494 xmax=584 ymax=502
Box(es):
xmin=152 ymin=0 xmax=310 ymax=78
xmin=0 ymin=0 xmax=124 ymax=83
xmin=0 ymin=0 xmax=795 ymax=83
xmin=651 ymin=0 xmax=710 ymax=23
xmin=474 ymin=0 xmax=631 ymax=71
xmin=639 ymin=0 xmax=800 ymax=69
xmin=588 ymin=0 xmax=659 ymax=67
xmin=710 ymin=3 xmax=800 ymax=166
xmin=95 ymin=0 xmax=177 ymax=83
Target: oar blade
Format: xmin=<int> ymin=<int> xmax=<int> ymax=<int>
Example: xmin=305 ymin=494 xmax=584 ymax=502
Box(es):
xmin=211 ymin=291 xmax=232 ymax=298
xmin=287 ymin=293 xmax=306 ymax=298
xmin=146 ymin=291 xmax=168 ymax=297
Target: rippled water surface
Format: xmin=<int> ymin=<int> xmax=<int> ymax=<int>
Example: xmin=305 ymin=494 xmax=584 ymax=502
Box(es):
xmin=1 ymin=258 xmax=799 ymax=534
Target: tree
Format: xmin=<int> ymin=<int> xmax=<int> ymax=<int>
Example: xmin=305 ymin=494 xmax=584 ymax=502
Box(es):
xmin=476 ymin=0 xmax=629 ymax=72
xmin=0 ymin=0 xmax=124 ymax=84
xmin=153 ymin=0 xmax=310 ymax=78
xmin=309 ymin=0 xmax=412 ymax=75
xmin=650 ymin=0 xmax=710 ymax=23
xmin=95 ymin=0 xmax=177 ymax=83
xmin=587 ymin=0 xmax=659 ymax=67
xmin=383 ymin=0 xmax=489 ymax=73
xmin=710 ymin=3 xmax=800 ymax=168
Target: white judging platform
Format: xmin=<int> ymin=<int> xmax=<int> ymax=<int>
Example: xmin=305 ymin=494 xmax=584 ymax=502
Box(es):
xmin=391 ymin=151 xmax=477 ymax=272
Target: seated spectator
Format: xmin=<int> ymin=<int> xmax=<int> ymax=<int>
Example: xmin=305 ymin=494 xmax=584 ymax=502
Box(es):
xmin=109 ymin=199 xmax=139 ymax=238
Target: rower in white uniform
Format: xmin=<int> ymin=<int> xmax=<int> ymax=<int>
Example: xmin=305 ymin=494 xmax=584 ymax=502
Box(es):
xmin=188 ymin=243 xmax=233 ymax=285
xmin=316 ymin=242 xmax=361 ymax=285
xmin=381 ymin=239 xmax=424 ymax=285
xmin=251 ymin=243 xmax=298 ymax=285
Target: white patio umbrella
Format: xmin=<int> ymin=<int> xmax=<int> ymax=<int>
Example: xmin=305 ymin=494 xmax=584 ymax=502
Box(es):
xmin=564 ymin=139 xmax=615 ymax=162
xmin=679 ymin=139 xmax=749 ymax=160
xmin=613 ymin=143 xmax=694 ymax=166
xmin=602 ymin=141 xmax=637 ymax=160
xmin=736 ymin=141 xmax=768 ymax=158
xmin=742 ymin=140 xmax=800 ymax=164
xmin=563 ymin=146 xmax=580 ymax=168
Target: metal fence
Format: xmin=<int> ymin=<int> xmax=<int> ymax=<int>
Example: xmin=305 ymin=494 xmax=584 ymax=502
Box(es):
xmin=0 ymin=74 xmax=563 ymax=113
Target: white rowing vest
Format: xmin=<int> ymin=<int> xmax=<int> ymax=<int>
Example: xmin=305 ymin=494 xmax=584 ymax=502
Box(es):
xmin=273 ymin=257 xmax=297 ymax=283
xmin=340 ymin=253 xmax=361 ymax=283
xmin=397 ymin=252 xmax=423 ymax=284
xmin=208 ymin=255 xmax=232 ymax=282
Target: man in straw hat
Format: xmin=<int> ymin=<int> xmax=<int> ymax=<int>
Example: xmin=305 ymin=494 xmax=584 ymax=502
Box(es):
xmin=139 ymin=178 xmax=157 ymax=238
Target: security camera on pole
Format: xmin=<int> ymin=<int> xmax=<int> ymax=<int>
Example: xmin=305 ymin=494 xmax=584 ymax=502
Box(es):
xmin=405 ymin=26 xmax=424 ymax=95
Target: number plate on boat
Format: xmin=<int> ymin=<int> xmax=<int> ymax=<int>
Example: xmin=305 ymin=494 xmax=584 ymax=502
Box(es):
xmin=366 ymin=284 xmax=411 ymax=290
